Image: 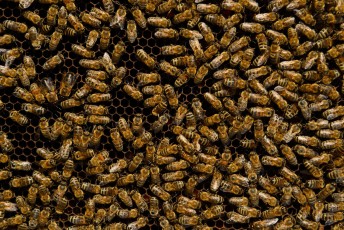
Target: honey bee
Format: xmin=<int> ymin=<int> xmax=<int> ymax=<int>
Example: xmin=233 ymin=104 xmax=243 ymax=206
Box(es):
xmin=80 ymin=12 xmax=101 ymax=28
xmin=124 ymin=20 xmax=137 ymax=44
xmin=3 ymin=20 xmax=27 ymax=33
xmin=252 ymin=218 xmax=279 ymax=229
xmin=173 ymin=9 xmax=193 ymax=24
xmin=43 ymin=53 xmax=64 ymax=71
xmin=116 ymin=117 xmax=133 ymax=141
xmin=180 ymin=28 xmax=203 ymax=40
xmin=322 ymin=212 xmax=344 ymax=226
xmin=72 ymin=44 xmax=95 ymax=59
xmin=159 ymin=61 xmax=182 ymax=77
xmin=146 ymin=16 xmax=172 ymax=28
xmin=226 ymin=211 xmax=250 ymax=224
xmin=136 ymin=49 xmax=156 ymax=69
xmin=19 ymin=0 xmax=34 ymax=9
xmin=27 ymin=184 xmax=38 ymax=205
xmin=0 ymin=75 xmax=17 ymax=88
xmin=0 ymin=153 xmax=9 ymax=163
xmin=227 ymin=36 xmax=250 ymax=54
xmin=64 ymin=112 xmax=87 ymax=125
xmin=279 ymin=144 xmax=298 ymax=165
xmin=237 ymin=206 xmax=261 ymax=218
xmin=84 ymin=30 xmax=99 ymax=50
xmin=9 ymin=110 xmax=28 ymax=126
xmin=10 ymin=176 xmax=33 ymax=188
xmin=154 ymin=28 xmax=179 ymax=40
xmin=55 ymin=6 xmax=68 ymax=29
xmin=127 ymin=217 xmax=148 ymax=230
xmin=67 ymin=13 xmax=84 ymax=34
xmin=178 ymin=215 xmax=200 ymax=227
xmin=200 ymin=205 xmax=223 ymax=220
xmin=130 ymin=190 xmax=148 ymax=213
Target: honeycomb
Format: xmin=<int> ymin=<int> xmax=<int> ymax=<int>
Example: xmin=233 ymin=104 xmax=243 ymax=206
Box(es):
xmin=0 ymin=0 xmax=344 ymax=229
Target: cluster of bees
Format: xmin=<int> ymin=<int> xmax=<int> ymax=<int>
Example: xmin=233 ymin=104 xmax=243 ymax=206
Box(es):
xmin=0 ymin=0 xmax=344 ymax=229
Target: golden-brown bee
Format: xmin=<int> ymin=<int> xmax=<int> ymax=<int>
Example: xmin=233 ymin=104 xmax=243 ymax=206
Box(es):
xmin=3 ymin=20 xmax=27 ymax=33
xmin=127 ymin=217 xmax=148 ymax=230
xmin=159 ymin=61 xmax=182 ymax=77
xmin=72 ymin=44 xmax=95 ymax=59
xmin=180 ymin=28 xmax=203 ymax=40
xmin=196 ymin=3 xmax=220 ymax=14
xmin=209 ymin=51 xmax=230 ymax=70
xmin=111 ymin=40 xmax=125 ymax=65
xmin=0 ymin=153 xmax=9 ymax=163
xmin=117 ymin=117 xmax=133 ymax=141
xmin=325 ymin=202 xmax=344 ymax=212
xmin=116 ymin=189 xmax=133 ymax=208
xmin=173 ymin=9 xmax=193 ymax=24
xmin=258 ymin=191 xmax=278 ymax=207
xmin=147 ymin=16 xmax=172 ymax=28
xmin=87 ymin=115 xmax=110 ymax=125
xmin=178 ymin=215 xmax=200 ymax=227
xmin=162 ymin=181 xmax=184 ymax=192
xmin=0 ymin=75 xmax=17 ymax=88
xmin=10 ymin=176 xmax=33 ymax=188
xmin=226 ymin=211 xmax=250 ymax=224
xmin=237 ymin=206 xmax=261 ymax=218
xmin=126 ymin=20 xmax=137 ymax=43
xmin=19 ymin=0 xmax=35 ymax=9
xmin=42 ymin=53 xmax=64 ymax=71
xmin=200 ymin=205 xmax=223 ymax=220
xmin=86 ymin=93 xmax=110 ymax=104
xmin=85 ymin=77 xmax=110 ymax=93
xmin=67 ymin=13 xmax=84 ymax=34
xmin=78 ymin=59 xmax=102 ymax=70
xmin=48 ymin=28 xmax=63 ymax=51
xmin=80 ymin=12 xmax=101 ymax=28
xmin=109 ymin=5 xmax=126 ymax=29
xmin=22 ymin=10 xmax=42 ymax=26
xmin=0 ymin=170 xmax=12 ymax=181
xmin=154 ymin=28 xmax=179 ymax=40
xmin=55 ymin=7 xmax=68 ymax=30
xmin=199 ymin=191 xmax=224 ymax=204
xmin=84 ymin=30 xmax=99 ymax=50
xmin=109 ymin=128 xmax=124 ymax=152
xmin=279 ymin=144 xmax=298 ymax=165
xmin=9 ymin=110 xmax=28 ymax=126
xmin=227 ymin=36 xmax=250 ymax=54
xmin=135 ymin=49 xmax=156 ymax=69
xmin=150 ymin=184 xmax=171 ymax=201
xmin=0 ymin=64 xmax=17 ymax=79
xmin=16 ymin=196 xmax=31 ymax=215
xmin=64 ymin=112 xmax=86 ymax=125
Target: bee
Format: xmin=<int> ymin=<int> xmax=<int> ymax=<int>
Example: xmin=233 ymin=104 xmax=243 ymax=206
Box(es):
xmin=173 ymin=9 xmax=193 ymax=25
xmin=106 ymin=43 xmax=124 ymax=68
xmin=86 ymin=93 xmax=110 ymax=104
xmin=116 ymin=189 xmax=133 ymax=207
xmin=132 ymin=130 xmax=152 ymax=150
xmin=199 ymin=191 xmax=224 ymax=204
xmin=209 ymin=51 xmax=230 ymax=70
xmin=88 ymin=150 xmax=108 ymax=168
xmin=147 ymin=16 xmax=173 ymax=28
xmin=159 ymin=61 xmax=182 ymax=77
xmin=84 ymin=30 xmax=100 ymax=50
xmin=67 ymin=13 xmax=84 ymax=34
xmin=22 ymin=10 xmax=42 ymax=26
xmin=237 ymin=206 xmax=261 ymax=218
xmin=27 ymin=185 xmax=38 ymax=206
xmin=126 ymin=20 xmax=137 ymax=43
xmin=151 ymin=113 xmax=169 ymax=133
xmin=80 ymin=12 xmax=101 ymax=28
xmin=9 ymin=110 xmax=28 ymax=126
xmin=85 ymin=77 xmax=110 ymax=93
xmin=135 ymin=49 xmax=156 ymax=69
xmin=259 ymin=176 xmax=279 ymax=195
xmin=20 ymin=57 xmax=35 ymax=81
xmin=226 ymin=211 xmax=250 ymax=224
xmin=111 ymin=66 xmax=127 ymax=87
xmin=279 ymin=144 xmax=298 ymax=165
xmin=180 ymin=28 xmax=203 ymax=40
xmin=127 ymin=217 xmax=148 ymax=230
xmin=0 ymin=153 xmax=9 ymax=163
xmin=201 ymin=205 xmax=223 ymax=220
xmin=172 ymin=104 xmax=188 ymax=126
xmin=64 ymin=112 xmax=86 ymax=125
xmin=130 ymin=190 xmax=148 ymax=213
xmin=258 ymin=191 xmax=278 ymax=207
xmin=162 ymin=84 xmax=178 ymax=108
xmin=3 ymin=20 xmax=27 ymax=33
xmin=178 ymin=215 xmax=200 ymax=227
xmin=72 ymin=45 xmax=95 ymax=59
xmin=19 ymin=0 xmax=34 ymax=9
xmin=43 ymin=53 xmax=64 ymax=71
xmin=117 ymin=117 xmax=134 ymax=141
xmin=109 ymin=5 xmax=126 ymax=29
xmin=203 ymin=92 xmax=222 ymax=111
xmin=228 ymin=36 xmax=251 ymax=53
xmin=0 ymin=170 xmax=11 ymax=181
xmin=87 ymin=115 xmax=110 ymax=125
xmin=10 ymin=176 xmax=33 ymax=188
